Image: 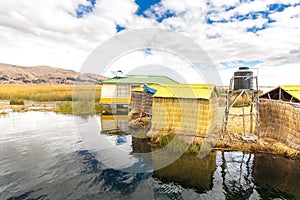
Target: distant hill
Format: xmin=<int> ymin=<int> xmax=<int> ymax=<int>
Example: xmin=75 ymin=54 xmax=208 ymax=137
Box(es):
xmin=0 ymin=63 xmax=107 ymax=84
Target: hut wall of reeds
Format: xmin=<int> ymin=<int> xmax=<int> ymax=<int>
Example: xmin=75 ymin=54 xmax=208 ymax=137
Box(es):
xmin=132 ymin=91 xmax=143 ymax=113
xmin=149 ymin=84 xmax=219 ymax=137
xmin=260 ymin=99 xmax=300 ymax=150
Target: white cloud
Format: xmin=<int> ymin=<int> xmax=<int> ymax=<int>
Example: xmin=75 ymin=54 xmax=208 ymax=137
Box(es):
xmin=210 ymin=0 xmax=240 ymax=8
xmin=0 ymin=0 xmax=152 ymax=69
xmin=160 ymin=0 xmax=207 ymax=14
xmin=0 ymin=0 xmax=299 ymax=85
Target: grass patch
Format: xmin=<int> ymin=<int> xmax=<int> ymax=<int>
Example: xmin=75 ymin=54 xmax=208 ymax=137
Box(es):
xmin=0 ymin=84 xmax=101 ymax=102
xmin=54 ymin=101 xmax=111 ymax=114
xmin=226 ymin=107 xmax=257 ymax=133
xmin=12 ymin=106 xmax=28 ymax=112
xmin=0 ymin=111 xmax=8 ymax=115
xmin=54 ymin=102 xmax=73 ymax=113
xmin=10 ymin=100 xmax=24 ymax=105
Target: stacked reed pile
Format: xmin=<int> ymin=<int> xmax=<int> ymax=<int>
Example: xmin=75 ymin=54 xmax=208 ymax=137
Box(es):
xmin=149 ymin=97 xmax=219 ymax=137
xmin=131 ymin=90 xmax=153 ymax=114
xmin=131 ymin=91 xmax=143 ymax=113
xmin=130 ymin=90 xmax=153 ymax=128
xmin=260 ymin=99 xmax=300 ymax=150
xmin=141 ymin=92 xmax=153 ymax=114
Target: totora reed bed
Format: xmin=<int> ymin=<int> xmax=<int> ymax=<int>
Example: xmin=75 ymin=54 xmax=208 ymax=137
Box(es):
xmin=148 ymin=131 xmax=300 ymax=159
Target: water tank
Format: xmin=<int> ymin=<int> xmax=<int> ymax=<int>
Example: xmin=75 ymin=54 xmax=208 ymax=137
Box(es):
xmin=234 ymin=67 xmax=253 ymax=90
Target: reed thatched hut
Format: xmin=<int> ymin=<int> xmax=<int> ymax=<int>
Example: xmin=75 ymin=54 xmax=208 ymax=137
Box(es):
xmin=260 ymin=85 xmax=300 ymax=150
xmin=148 ymin=84 xmax=219 ymax=137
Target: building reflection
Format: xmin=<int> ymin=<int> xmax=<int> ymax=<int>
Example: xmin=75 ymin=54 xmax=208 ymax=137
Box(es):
xmin=253 ymin=154 xmax=300 ymax=199
xmin=100 ymin=115 xmax=129 ymax=135
xmin=152 ymin=153 xmax=217 ymax=193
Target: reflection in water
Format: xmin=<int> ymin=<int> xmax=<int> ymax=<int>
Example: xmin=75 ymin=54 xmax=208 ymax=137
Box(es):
xmin=218 ymin=151 xmax=300 ymax=200
xmin=253 ymin=154 xmax=300 ymax=200
xmin=77 ymin=150 xmax=151 ymax=194
xmin=153 ymin=153 xmax=216 ymax=193
xmin=0 ymin=112 xmax=300 ymax=199
xmin=131 ymin=137 xmax=151 ymax=154
xmin=220 ymin=152 xmax=255 ymax=199
xmin=100 ymin=115 xmax=129 ymax=134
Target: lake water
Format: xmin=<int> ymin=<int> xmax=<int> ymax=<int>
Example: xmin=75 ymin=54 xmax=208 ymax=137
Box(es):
xmin=0 ymin=112 xmax=299 ymax=199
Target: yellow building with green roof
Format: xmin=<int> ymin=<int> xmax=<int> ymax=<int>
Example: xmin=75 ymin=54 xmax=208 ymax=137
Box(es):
xmin=100 ymin=75 xmax=178 ymax=114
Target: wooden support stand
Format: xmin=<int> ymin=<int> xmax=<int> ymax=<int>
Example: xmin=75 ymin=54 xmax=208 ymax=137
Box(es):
xmin=222 ymin=76 xmax=260 ymax=141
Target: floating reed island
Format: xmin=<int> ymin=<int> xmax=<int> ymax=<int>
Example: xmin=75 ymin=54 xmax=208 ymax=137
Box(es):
xmin=98 ymin=73 xmax=300 ymax=158
xmin=125 ymin=83 xmax=300 ymax=159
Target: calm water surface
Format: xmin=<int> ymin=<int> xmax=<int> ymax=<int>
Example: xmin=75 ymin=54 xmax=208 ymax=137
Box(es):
xmin=0 ymin=112 xmax=299 ymax=199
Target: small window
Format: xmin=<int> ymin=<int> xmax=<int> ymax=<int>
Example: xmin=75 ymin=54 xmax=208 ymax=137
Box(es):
xmin=117 ymin=84 xmax=130 ymax=97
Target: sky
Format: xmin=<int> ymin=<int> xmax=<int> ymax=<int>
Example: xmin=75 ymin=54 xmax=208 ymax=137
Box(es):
xmin=0 ymin=0 xmax=299 ymax=86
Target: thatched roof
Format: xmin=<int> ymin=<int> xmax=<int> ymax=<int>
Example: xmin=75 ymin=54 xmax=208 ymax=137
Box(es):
xmin=260 ymin=85 xmax=300 ymax=102
xmin=133 ymin=84 xmax=218 ymax=100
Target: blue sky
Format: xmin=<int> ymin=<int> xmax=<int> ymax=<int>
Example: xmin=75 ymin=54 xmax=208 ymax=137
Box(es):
xmin=0 ymin=0 xmax=299 ymax=85
xmin=135 ymin=0 xmax=161 ymax=16
xmin=75 ymin=0 xmax=97 ymax=18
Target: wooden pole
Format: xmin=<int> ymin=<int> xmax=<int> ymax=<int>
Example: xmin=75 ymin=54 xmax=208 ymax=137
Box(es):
xmin=255 ymin=91 xmax=260 ymax=138
xmin=242 ymin=91 xmax=246 ymax=136
xmin=279 ymin=88 xmax=281 ymax=100
xmin=222 ymin=90 xmax=231 ymax=138
xmin=250 ymin=91 xmax=254 ymax=134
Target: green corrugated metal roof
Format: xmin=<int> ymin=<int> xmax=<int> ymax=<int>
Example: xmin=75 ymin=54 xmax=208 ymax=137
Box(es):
xmin=102 ymin=75 xmax=178 ymax=84
xmin=281 ymin=85 xmax=300 ymax=101
xmin=152 ymin=84 xmax=216 ymax=99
